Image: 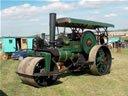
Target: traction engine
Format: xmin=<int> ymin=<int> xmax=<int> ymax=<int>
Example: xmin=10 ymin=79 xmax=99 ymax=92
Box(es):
xmin=17 ymin=13 xmax=114 ymax=87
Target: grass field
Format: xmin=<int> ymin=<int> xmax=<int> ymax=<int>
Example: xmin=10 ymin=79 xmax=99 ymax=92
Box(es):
xmin=0 ymin=48 xmax=128 ymax=96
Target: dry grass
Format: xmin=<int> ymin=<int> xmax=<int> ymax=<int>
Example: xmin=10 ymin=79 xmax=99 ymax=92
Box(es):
xmin=0 ymin=48 xmax=128 ymax=96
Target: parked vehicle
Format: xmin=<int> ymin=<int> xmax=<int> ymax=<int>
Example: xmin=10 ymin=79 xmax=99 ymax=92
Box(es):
xmin=11 ymin=49 xmax=32 ymax=61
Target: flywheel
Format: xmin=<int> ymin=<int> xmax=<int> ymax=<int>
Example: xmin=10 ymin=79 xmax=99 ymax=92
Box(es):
xmin=81 ymin=31 xmax=96 ymax=54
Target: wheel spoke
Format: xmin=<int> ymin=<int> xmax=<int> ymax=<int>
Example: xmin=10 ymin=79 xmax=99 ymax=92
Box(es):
xmin=97 ymin=57 xmax=101 ymax=62
xmin=96 ymin=48 xmax=108 ymax=73
xmin=99 ymin=63 xmax=104 ymax=72
xmin=99 ymin=49 xmax=104 ymax=58
xmin=96 ymin=62 xmax=101 ymax=67
xmin=33 ymin=60 xmax=58 ymax=86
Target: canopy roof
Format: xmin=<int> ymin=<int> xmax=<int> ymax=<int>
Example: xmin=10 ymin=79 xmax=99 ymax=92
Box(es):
xmin=56 ymin=17 xmax=114 ymax=29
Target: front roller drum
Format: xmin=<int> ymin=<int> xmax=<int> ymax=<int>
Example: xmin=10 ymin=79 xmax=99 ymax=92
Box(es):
xmin=89 ymin=45 xmax=112 ymax=75
xmin=17 ymin=57 xmax=59 ymax=87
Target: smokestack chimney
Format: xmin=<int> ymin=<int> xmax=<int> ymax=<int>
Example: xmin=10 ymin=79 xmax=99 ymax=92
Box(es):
xmin=49 ymin=13 xmax=56 ymax=48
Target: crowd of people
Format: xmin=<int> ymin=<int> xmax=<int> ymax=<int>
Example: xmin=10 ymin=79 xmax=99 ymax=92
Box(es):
xmin=108 ymin=40 xmax=128 ymax=49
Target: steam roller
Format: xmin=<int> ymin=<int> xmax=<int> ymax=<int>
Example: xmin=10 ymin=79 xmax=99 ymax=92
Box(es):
xmin=17 ymin=13 xmax=114 ymax=87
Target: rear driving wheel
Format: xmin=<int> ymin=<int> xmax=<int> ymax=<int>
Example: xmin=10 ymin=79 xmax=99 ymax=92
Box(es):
xmin=89 ymin=45 xmax=112 ymax=75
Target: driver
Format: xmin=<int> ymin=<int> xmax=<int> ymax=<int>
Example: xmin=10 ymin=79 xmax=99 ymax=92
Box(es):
xmin=71 ymin=30 xmax=77 ymax=40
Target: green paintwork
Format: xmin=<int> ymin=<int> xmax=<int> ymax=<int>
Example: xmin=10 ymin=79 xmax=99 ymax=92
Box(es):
xmin=82 ymin=32 xmax=96 ymax=54
xmin=57 ymin=34 xmax=82 ymax=62
xmin=63 ymin=42 xmax=72 ymax=51
xmin=56 ymin=17 xmax=114 ymax=29
xmin=58 ymin=49 xmax=72 ymax=62
xmin=40 ymin=52 xmax=51 ymax=72
xmin=70 ymin=18 xmax=114 ymax=27
xmin=62 ymin=36 xmax=82 ymax=52
xmin=71 ymin=41 xmax=82 ymax=52
xmin=63 ymin=42 xmax=82 ymax=52
xmin=28 ymin=48 xmax=80 ymax=71
xmin=27 ymin=51 xmax=51 ymax=72
xmin=27 ymin=50 xmax=35 ymax=56
xmin=58 ymin=48 xmax=80 ymax=62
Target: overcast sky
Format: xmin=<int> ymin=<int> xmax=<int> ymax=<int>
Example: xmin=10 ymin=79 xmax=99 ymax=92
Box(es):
xmin=1 ymin=0 xmax=128 ymax=37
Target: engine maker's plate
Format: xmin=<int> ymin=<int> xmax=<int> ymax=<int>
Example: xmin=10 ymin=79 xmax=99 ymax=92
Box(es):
xmin=81 ymin=31 xmax=96 ymax=54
